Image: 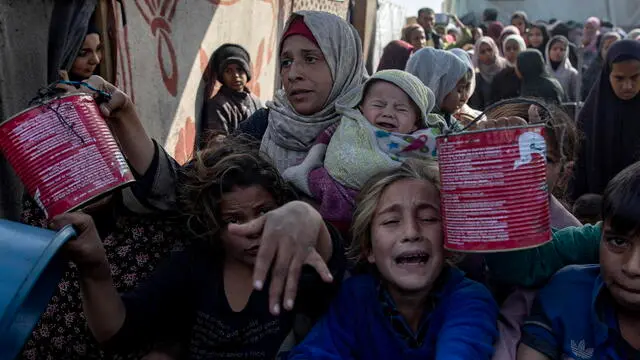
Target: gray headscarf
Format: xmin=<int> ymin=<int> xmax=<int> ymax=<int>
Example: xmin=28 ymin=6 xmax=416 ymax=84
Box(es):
xmin=450 ymin=48 xmax=476 ymax=95
xmin=405 ymin=47 xmax=469 ymax=111
xmin=260 ymin=11 xmax=368 ymax=173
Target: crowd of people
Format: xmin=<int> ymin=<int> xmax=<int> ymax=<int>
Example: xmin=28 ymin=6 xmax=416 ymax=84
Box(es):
xmin=10 ymin=5 xmax=640 ymax=360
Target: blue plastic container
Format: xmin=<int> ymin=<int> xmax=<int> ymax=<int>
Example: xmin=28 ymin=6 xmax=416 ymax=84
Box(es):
xmin=0 ymin=220 xmax=75 ymax=359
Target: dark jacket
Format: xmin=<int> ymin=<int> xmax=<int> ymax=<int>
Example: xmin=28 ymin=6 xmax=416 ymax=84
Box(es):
xmin=200 ymin=85 xmax=263 ymax=145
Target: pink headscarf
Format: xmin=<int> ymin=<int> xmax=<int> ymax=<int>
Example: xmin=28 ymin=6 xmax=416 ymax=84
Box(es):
xmin=583 ymin=17 xmax=601 ymax=51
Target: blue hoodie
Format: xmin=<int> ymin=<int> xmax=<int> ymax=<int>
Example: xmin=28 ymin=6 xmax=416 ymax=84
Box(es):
xmin=288 ymin=267 xmax=498 ymax=360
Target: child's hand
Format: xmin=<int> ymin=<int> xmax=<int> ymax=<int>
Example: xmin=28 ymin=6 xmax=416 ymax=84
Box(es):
xmin=50 ymin=213 xmax=109 ymax=278
xmin=227 ymin=201 xmax=334 ymax=316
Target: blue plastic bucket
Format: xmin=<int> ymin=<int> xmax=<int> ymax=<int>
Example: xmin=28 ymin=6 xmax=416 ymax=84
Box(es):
xmin=0 ymin=220 xmax=75 ymax=359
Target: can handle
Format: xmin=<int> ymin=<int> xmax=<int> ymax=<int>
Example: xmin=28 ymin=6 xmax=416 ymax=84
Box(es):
xmin=456 ymin=98 xmax=553 ymax=134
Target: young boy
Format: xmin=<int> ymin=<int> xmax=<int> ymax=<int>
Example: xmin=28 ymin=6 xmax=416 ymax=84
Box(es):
xmin=201 ymin=44 xmax=263 ymax=144
xmin=518 ymin=161 xmax=640 ymax=359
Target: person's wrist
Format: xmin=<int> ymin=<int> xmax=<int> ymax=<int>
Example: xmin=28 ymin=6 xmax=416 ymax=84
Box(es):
xmin=77 ymin=258 xmax=111 ymax=281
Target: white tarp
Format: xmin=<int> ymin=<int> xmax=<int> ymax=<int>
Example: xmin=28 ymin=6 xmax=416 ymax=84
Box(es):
xmin=372 ymin=0 xmax=407 ymax=71
xmin=445 ymin=0 xmax=640 ymax=29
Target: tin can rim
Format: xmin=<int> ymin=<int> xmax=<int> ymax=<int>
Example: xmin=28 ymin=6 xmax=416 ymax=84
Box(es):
xmin=437 ymin=124 xmax=545 ymax=139
xmin=1 ymin=93 xmax=95 ymax=127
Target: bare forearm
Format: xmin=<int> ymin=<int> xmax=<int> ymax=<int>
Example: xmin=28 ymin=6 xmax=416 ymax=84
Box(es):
xmin=111 ymin=108 xmax=155 ymax=175
xmin=79 ymin=263 xmax=126 ymax=343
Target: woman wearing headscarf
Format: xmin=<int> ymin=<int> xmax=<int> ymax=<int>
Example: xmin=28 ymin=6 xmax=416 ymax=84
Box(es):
xmin=406 ymin=47 xmax=469 ymax=129
xmin=511 ymin=11 xmax=529 ymax=37
xmin=469 ymin=36 xmax=510 ymax=110
xmin=68 ymin=22 xmax=102 ymax=81
xmin=516 ymin=49 xmax=565 ymax=104
xmin=239 ymin=11 xmax=368 ymax=174
xmin=527 ymin=23 xmax=550 ymax=61
xmin=549 ymin=22 xmax=580 ymax=68
xmin=376 ymin=40 xmax=414 ymax=72
xmin=490 ymin=34 xmax=527 ymax=103
xmin=581 ymin=31 xmax=621 ymax=100
xmin=571 ymin=40 xmax=640 ymax=200
xmin=499 ymin=25 xmax=520 ymax=54
xmin=582 ymin=16 xmax=601 ymax=66
xmin=546 ymin=35 xmax=580 ymax=101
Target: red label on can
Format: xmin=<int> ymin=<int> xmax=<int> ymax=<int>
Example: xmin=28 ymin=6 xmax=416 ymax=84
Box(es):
xmin=0 ymin=95 xmax=134 ymax=218
xmin=437 ymin=126 xmax=551 ymax=252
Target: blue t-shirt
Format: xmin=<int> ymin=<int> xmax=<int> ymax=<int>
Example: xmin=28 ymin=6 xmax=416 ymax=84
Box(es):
xmin=522 ymin=264 xmax=640 ymax=360
xmin=288 ymin=267 xmax=498 ymax=360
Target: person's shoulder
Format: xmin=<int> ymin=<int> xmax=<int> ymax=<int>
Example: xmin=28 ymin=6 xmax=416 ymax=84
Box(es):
xmin=552 ymin=223 xmax=602 ymax=243
xmin=538 ymin=264 xmax=600 ymax=306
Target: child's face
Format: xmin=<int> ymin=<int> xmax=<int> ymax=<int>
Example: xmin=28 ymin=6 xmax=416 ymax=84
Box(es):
xmin=512 ymin=17 xmax=526 ymax=35
xmin=600 ymin=223 xmax=640 ymax=311
xmin=220 ymin=185 xmax=278 ymax=267
xmin=368 ymin=179 xmax=445 ymax=294
xmin=528 ymin=27 xmax=544 ymax=48
xmin=504 ymin=39 xmax=522 ymax=64
xmin=409 ymin=27 xmax=427 ymax=50
xmin=222 ymin=63 xmax=248 ymax=92
xmin=441 ymin=77 xmax=471 ymax=114
xmin=549 ymin=42 xmax=566 ymax=62
xmin=609 ymin=60 xmax=640 ymax=101
xmin=360 ymin=81 xmax=419 ymax=134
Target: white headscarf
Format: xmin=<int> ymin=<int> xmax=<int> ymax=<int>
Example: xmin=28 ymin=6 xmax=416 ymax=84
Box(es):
xmin=473 ymin=36 xmax=510 ymax=83
xmin=503 ymin=34 xmax=527 ymax=64
xmin=405 ymin=47 xmax=469 ymax=110
xmin=627 ymin=28 xmax=640 ymax=40
xmin=260 ymin=11 xmax=368 ymax=173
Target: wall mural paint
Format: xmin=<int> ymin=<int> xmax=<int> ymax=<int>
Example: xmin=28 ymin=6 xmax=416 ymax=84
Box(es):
xmin=115 ymin=0 xmax=348 ymax=165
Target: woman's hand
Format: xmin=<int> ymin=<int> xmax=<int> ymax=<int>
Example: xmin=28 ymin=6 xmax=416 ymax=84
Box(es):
xmin=58 ymin=75 xmax=155 ymax=174
xmin=227 ymin=201 xmax=334 ymax=315
xmin=50 ymin=212 xmax=109 ymax=278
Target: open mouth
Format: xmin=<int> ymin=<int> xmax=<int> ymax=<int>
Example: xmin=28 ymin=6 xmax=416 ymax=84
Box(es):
xmin=376 ymin=121 xmax=397 ymax=130
xmin=394 ymin=251 xmax=429 ymax=265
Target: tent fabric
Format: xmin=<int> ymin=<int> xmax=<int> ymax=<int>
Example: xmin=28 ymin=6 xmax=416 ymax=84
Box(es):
xmin=372 ymin=1 xmax=407 ymax=72
xmin=0 ymin=1 xmax=54 ymax=220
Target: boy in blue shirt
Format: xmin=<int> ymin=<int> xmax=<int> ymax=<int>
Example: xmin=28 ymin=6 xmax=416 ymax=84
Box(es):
xmin=518 ymin=161 xmax=640 ymax=359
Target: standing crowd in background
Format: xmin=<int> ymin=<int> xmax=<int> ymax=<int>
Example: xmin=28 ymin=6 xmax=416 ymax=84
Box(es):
xmin=5 ymin=4 xmax=640 ymax=360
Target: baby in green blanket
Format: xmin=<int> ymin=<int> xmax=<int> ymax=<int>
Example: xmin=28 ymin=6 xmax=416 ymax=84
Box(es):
xmin=283 ymin=70 xmax=455 ymax=233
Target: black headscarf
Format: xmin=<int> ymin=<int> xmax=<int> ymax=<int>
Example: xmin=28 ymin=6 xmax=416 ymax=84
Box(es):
xmin=527 ymin=23 xmax=550 ymax=59
xmin=517 ymin=49 xmax=565 ymax=104
xmin=571 ymin=40 xmax=640 ymax=200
